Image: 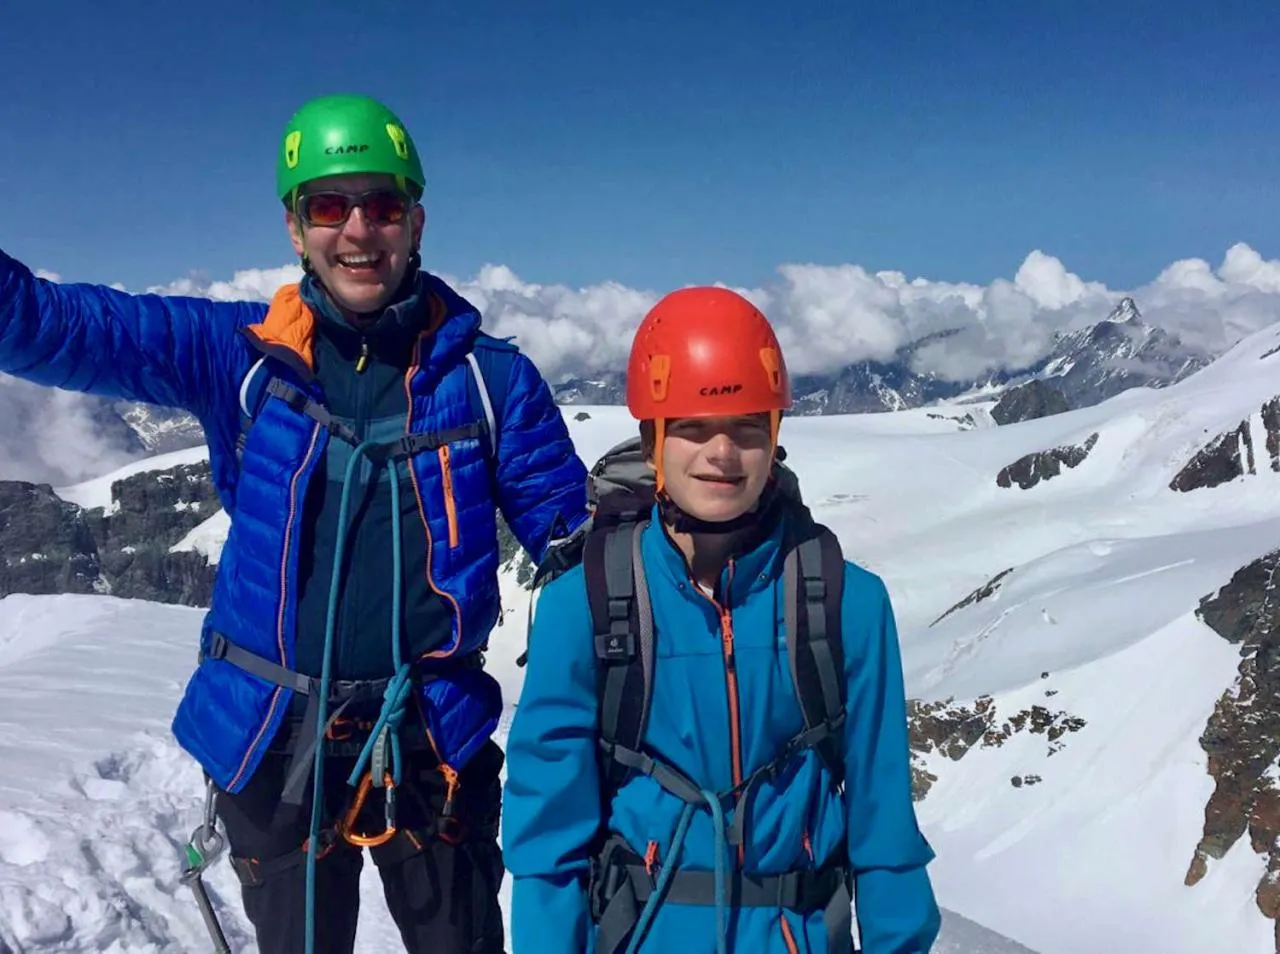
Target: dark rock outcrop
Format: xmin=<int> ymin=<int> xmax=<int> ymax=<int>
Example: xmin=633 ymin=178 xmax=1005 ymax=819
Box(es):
xmin=1186 ymin=550 xmax=1280 ymax=949
xmin=1171 ymin=397 xmax=1280 ymax=492
xmin=991 ymin=380 xmax=1070 ymax=425
xmin=931 ymin=567 xmax=1015 ymax=625
xmin=996 ymin=433 xmax=1099 ymax=490
xmin=907 ymin=695 xmax=1086 ymax=800
xmin=0 ymin=461 xmax=220 ymax=607
xmin=0 ymin=483 xmax=102 ymax=596
xmin=925 ymin=411 xmax=978 ymax=430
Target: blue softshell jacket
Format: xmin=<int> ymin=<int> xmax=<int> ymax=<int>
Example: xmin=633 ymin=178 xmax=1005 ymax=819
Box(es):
xmin=502 ymin=510 xmax=940 ymax=953
xmin=0 ymin=250 xmax=590 ymax=793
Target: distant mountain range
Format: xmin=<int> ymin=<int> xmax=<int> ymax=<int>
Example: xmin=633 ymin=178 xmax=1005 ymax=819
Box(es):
xmin=106 ymin=297 xmax=1215 ymax=456
xmin=551 ymin=296 xmax=1212 ymax=416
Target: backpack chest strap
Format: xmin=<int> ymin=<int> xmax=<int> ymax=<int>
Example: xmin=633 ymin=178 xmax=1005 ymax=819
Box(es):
xmin=264 ymin=378 xmax=485 ymax=459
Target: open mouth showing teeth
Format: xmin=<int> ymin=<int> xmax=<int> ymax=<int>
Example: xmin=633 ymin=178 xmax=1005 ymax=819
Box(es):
xmin=336 ymin=253 xmax=382 ymax=268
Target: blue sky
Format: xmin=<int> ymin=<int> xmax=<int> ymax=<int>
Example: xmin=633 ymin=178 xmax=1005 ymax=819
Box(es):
xmin=1 ymin=1 xmax=1277 ymax=295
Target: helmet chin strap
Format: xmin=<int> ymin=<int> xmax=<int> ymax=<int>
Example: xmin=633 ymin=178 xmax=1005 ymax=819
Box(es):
xmin=657 ymin=489 xmax=776 ymax=535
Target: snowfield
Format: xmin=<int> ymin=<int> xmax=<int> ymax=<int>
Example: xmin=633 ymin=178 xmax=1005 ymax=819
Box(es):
xmin=7 ymin=320 xmax=1280 ymax=952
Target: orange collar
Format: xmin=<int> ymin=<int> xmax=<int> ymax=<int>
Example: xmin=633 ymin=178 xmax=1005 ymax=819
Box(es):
xmin=246 ymin=283 xmax=317 ymax=371
xmin=245 ymin=281 xmax=452 ymax=373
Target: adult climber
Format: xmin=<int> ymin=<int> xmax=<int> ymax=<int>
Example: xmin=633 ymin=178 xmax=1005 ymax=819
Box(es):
xmin=0 ymin=93 xmax=590 ymax=953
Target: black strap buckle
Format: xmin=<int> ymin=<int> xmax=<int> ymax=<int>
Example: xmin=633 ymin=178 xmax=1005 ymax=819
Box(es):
xmin=595 ymin=632 xmax=636 ymax=661
xmin=204 ymin=632 xmax=229 ymax=662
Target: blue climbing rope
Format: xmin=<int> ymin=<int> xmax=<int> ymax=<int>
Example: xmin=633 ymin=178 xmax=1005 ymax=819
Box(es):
xmin=706 ymin=790 xmax=728 ymax=954
xmin=303 ymin=440 xmax=413 ymax=954
xmin=624 ymin=788 xmax=729 ymax=954
xmin=347 ymin=457 xmax=413 ymax=791
xmin=625 ymin=802 xmax=694 ymax=954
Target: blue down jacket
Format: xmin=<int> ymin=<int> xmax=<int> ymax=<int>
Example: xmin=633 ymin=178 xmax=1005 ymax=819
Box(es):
xmin=0 ymin=249 xmax=589 ymax=792
xmin=502 ymin=510 xmax=940 ymax=953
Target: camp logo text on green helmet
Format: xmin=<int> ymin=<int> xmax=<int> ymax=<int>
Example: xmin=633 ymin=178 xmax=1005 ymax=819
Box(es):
xmin=276 ymin=94 xmax=426 ymax=206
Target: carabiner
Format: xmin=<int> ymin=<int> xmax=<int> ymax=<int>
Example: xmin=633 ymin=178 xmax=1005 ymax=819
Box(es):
xmin=338 ymin=770 xmax=398 ymax=847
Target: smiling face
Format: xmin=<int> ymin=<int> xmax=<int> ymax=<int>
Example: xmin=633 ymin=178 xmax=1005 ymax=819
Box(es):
xmin=655 ymin=414 xmax=776 ymax=523
xmin=286 ymin=172 xmax=425 ymax=316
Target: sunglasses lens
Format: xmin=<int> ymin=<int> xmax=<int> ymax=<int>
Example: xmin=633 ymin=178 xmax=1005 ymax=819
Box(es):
xmin=301 ymin=193 xmax=352 ymax=227
xmin=363 ymin=191 xmax=409 ymax=225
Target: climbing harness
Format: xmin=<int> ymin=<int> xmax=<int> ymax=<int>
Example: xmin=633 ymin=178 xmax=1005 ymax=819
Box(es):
xmin=179 ymin=331 xmax=514 ymax=951
xmin=183 ymin=427 xmax=480 ymax=954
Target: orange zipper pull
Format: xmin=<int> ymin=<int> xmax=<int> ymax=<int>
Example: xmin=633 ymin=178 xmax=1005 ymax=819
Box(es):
xmin=721 ymin=607 xmax=735 ymax=670
xmin=644 ymin=840 xmax=660 ymax=876
xmin=440 ymin=763 xmax=460 ymax=817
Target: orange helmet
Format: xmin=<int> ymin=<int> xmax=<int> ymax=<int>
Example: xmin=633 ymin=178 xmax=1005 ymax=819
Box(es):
xmin=625 ymin=286 xmax=791 ymax=421
xmin=626 ymin=287 xmax=791 ymax=494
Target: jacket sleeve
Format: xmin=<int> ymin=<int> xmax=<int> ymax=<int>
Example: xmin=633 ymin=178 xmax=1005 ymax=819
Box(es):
xmin=0 ymin=249 xmax=261 ymax=420
xmin=492 ymin=350 xmax=590 ymax=562
xmin=501 ymin=567 xmax=600 ymax=954
xmin=841 ymin=568 xmax=941 ymax=954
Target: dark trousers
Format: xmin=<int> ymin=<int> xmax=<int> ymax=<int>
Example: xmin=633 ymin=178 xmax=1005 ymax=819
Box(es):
xmin=214 ymin=731 xmax=507 ymax=954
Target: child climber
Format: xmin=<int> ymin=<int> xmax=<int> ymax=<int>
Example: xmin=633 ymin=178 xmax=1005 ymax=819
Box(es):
xmin=502 ymin=287 xmax=940 ymax=953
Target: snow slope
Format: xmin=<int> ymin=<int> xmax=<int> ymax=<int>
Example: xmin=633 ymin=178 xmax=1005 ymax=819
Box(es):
xmin=0 ymin=589 xmax=1022 ymax=954
xmin=8 ymin=320 xmax=1280 ymax=951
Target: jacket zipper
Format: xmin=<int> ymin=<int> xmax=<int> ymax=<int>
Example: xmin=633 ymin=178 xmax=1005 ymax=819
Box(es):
xmin=719 ymin=598 xmax=743 ymax=790
xmin=403 ymin=334 xmax=466 ymax=659
xmin=779 ymin=915 xmax=801 ymax=954
xmin=719 ymin=561 xmax=745 ymax=866
xmin=693 ymin=560 xmax=745 ymax=864
xmin=339 ymin=336 xmax=374 ymax=676
xmin=438 ymin=445 xmax=460 ymax=548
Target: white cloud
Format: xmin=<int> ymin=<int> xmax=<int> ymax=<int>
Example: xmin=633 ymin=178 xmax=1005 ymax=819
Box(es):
xmin=456 ymin=245 xmax=1280 ymax=383
xmin=145 ymin=265 xmax=304 ymax=302
xmin=6 ymin=243 xmax=1280 ymax=486
xmin=101 ymin=243 xmax=1280 ymax=385
xmin=1218 ymin=242 xmax=1280 ymax=294
xmin=0 ymin=376 xmax=140 ymax=485
xmin=441 ymin=264 xmax=659 ymax=383
xmin=1013 ymin=250 xmax=1107 ymax=311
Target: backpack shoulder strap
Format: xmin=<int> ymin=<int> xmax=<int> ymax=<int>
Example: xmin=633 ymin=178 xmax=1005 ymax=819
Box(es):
xmin=585 ymin=517 xmax=656 ymax=800
xmin=235 ymin=357 xmax=274 ymax=461
xmin=465 ymin=333 xmax=518 ymax=459
xmin=784 ymin=520 xmax=847 ymax=786
xmin=515 ymin=435 xmax=658 ymax=670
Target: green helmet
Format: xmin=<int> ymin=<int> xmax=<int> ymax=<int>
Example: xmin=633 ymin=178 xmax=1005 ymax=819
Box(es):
xmin=275 ymin=94 xmax=426 ymax=205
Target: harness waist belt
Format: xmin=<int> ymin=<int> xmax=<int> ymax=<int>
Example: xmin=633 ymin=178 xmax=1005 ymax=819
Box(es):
xmin=616 ymin=859 xmax=845 ymax=910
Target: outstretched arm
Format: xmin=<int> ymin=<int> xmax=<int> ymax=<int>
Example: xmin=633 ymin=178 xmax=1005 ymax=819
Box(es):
xmin=492 ymin=351 xmax=590 ymax=561
xmin=842 ymin=570 xmax=941 ymax=954
xmin=502 ymin=568 xmax=600 ymax=954
xmin=0 ymin=249 xmax=264 ymax=420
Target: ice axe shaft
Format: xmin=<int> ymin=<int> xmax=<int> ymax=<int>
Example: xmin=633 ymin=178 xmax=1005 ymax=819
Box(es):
xmin=186 ymin=874 xmax=232 ymax=954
